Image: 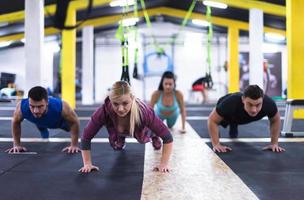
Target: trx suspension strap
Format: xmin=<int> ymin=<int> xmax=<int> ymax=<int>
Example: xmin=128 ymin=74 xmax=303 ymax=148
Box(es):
xmin=132 ymin=0 xmax=140 ymax=79
xmin=121 ymin=35 xmax=130 ymax=84
xmin=116 ymin=4 xmax=130 ymax=84
xmin=139 ymin=0 xmax=164 ymax=54
xmin=171 ymin=0 xmax=197 ymax=45
xmin=205 ymin=5 xmax=213 ymax=89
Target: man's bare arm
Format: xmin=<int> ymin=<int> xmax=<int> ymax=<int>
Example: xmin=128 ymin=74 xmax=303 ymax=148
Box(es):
xmin=208 ymin=109 xmax=232 ymax=152
xmin=5 ymin=102 xmax=27 ymax=153
xmin=208 ymin=109 xmax=223 ymax=146
xmin=12 ymin=102 xmax=23 ymax=146
xmin=269 ymin=112 xmax=281 ymax=144
xmin=61 ymin=101 xmax=80 ymax=147
xmin=262 ymin=111 xmax=285 ymax=152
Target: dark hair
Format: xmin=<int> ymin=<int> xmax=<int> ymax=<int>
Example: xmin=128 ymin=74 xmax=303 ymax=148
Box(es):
xmin=243 ymin=85 xmax=264 ymax=100
xmin=28 ymin=86 xmax=48 ymax=101
xmin=158 ymin=71 xmax=176 ymax=91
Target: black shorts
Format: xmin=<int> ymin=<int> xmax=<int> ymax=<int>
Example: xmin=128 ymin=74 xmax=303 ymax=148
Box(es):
xmin=219 ymin=120 xmax=229 ymax=128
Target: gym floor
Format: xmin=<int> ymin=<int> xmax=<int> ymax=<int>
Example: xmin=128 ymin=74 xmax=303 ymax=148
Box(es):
xmin=0 ymin=102 xmax=303 ymax=200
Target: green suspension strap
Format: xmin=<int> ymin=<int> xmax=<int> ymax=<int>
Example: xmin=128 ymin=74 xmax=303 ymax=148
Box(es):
xmin=171 ymin=0 xmax=197 ymax=45
xmin=116 ymin=5 xmax=130 ymax=84
xmin=140 ymin=0 xmax=198 ymax=57
xmin=206 ymin=5 xmax=213 ymax=88
xmin=122 ymin=38 xmax=130 ymax=84
xmin=133 ymin=42 xmax=139 ymax=79
xmin=139 ymin=0 xmax=164 ymax=54
xmin=132 ymin=0 xmax=140 ymax=79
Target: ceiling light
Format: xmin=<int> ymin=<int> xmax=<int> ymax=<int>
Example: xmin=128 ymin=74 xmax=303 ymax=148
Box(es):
xmin=192 ymin=19 xmax=210 ymax=27
xmin=0 ymin=41 xmax=12 ymax=48
xmin=46 ymin=42 xmax=61 ymax=53
xmin=110 ymin=0 xmax=135 ymax=7
xmin=120 ymin=17 xmax=139 ymax=27
xmin=264 ymin=33 xmax=285 ymax=42
xmin=0 ymin=22 xmax=9 ymax=27
xmin=203 ymin=1 xmax=228 ymax=9
xmin=262 ymin=43 xmax=280 ymax=53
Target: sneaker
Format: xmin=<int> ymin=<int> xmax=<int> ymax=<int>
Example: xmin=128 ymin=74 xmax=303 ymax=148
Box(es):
xmin=151 ymin=136 xmax=162 ymax=150
xmin=114 ymin=136 xmax=126 ymax=150
xmin=229 ymin=124 xmax=238 ymax=138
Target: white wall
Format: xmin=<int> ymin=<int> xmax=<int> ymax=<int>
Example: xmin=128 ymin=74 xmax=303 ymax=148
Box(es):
xmin=0 ymin=41 xmax=58 ymax=92
xmin=94 ymin=23 xmax=229 ymax=103
xmin=0 ymin=22 xmax=287 ymax=103
xmin=43 ymin=42 xmax=58 ymax=90
xmin=0 ymin=47 xmax=25 ymax=88
xmin=95 ymin=43 xmax=122 ymax=103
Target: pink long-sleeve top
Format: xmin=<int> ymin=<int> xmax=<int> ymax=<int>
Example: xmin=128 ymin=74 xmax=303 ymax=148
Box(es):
xmin=81 ymin=97 xmax=173 ymax=150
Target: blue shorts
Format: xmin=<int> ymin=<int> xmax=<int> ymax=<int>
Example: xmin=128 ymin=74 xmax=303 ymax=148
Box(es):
xmin=156 ymin=109 xmax=179 ymax=128
xmin=36 ymin=120 xmax=71 ymax=138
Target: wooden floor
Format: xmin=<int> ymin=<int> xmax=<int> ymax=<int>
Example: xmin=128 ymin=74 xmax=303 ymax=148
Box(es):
xmin=141 ymin=121 xmax=258 ymax=200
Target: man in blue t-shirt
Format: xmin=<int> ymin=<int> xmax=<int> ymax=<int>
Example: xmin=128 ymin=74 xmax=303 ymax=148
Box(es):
xmin=208 ymin=85 xmax=285 ymax=153
xmin=6 ymin=86 xmax=80 ymax=154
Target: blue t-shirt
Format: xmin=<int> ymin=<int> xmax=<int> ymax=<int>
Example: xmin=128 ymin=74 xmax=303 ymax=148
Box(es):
xmin=21 ymin=97 xmax=67 ymax=129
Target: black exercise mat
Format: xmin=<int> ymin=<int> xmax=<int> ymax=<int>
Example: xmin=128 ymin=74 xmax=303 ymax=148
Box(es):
xmin=206 ymin=142 xmax=304 ymax=200
xmin=0 ymin=102 xmax=16 ymax=107
xmin=186 ymin=103 xmax=216 ymax=108
xmin=0 ymin=108 xmax=95 ymax=117
xmin=75 ymin=110 xmax=95 ymax=116
xmin=0 ymin=120 xmax=109 ymax=138
xmin=0 ymin=110 xmax=14 ymax=116
xmin=0 ymin=142 xmax=144 ymax=200
xmin=186 ymin=109 xmax=285 ymax=118
xmin=186 ymin=110 xmax=213 ymax=116
xmin=188 ymin=119 xmax=271 ymax=138
xmin=188 ymin=119 xmax=304 ymax=138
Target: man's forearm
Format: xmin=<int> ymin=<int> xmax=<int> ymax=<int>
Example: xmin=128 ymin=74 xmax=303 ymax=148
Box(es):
xmin=12 ymin=122 xmax=21 ymax=146
xmin=70 ymin=123 xmax=80 ymax=146
xmin=270 ymin=121 xmax=280 ymax=144
xmin=208 ymin=121 xmax=220 ymax=146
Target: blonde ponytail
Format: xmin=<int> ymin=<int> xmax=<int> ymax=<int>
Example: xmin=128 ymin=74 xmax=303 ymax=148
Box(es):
xmin=129 ymin=98 xmax=141 ymax=137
